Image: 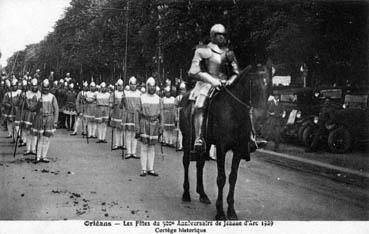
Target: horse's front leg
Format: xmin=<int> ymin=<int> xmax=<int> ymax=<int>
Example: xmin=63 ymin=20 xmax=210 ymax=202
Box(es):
xmin=196 ymin=153 xmax=210 ymax=204
xmin=227 ymin=152 xmax=242 ymax=220
xmin=182 ymin=149 xmax=191 ymax=202
xmin=215 ymin=144 xmax=226 ymax=220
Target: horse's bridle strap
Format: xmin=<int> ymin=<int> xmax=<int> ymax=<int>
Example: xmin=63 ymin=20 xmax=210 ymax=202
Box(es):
xmin=224 ymin=87 xmax=251 ymax=109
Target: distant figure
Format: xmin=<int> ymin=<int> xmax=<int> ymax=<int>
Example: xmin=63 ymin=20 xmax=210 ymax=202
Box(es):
xmin=306 ymin=97 xmax=335 ymax=152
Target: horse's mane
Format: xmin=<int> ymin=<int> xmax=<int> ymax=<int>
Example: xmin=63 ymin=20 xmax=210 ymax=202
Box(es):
xmin=227 ymin=65 xmax=268 ymax=108
xmin=228 ymin=65 xmax=258 ymax=88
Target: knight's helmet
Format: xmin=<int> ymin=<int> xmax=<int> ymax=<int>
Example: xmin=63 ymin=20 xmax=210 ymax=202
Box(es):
xmin=210 ymin=24 xmax=226 ymax=37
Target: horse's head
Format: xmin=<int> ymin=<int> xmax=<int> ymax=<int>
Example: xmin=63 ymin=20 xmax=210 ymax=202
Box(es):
xmin=228 ymin=65 xmax=268 ymax=109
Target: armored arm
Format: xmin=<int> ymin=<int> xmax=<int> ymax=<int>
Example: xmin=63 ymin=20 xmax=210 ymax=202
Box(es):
xmin=188 ymin=47 xmax=221 ymax=87
xmin=225 ymin=50 xmax=240 ymax=86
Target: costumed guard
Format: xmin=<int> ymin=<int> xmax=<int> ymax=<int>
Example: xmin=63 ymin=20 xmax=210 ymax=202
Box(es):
xmin=56 ymin=81 xmax=67 ymax=128
xmin=138 ymin=77 xmax=163 ymax=177
xmin=95 ymin=82 xmax=110 ymax=143
xmin=63 ymin=83 xmax=77 ymax=131
xmin=85 ymin=82 xmax=98 ymax=138
xmin=71 ymin=82 xmax=89 ymax=136
xmin=2 ymin=79 xmax=19 ymax=140
xmin=162 ymin=86 xmax=177 ymax=146
xmin=31 ymin=79 xmax=59 ymax=163
xmin=14 ymin=79 xmax=28 ymax=146
xmin=24 ymin=78 xmax=41 ymax=155
xmin=122 ymin=76 xmax=141 ymax=159
xmin=110 ymin=79 xmax=125 ymax=150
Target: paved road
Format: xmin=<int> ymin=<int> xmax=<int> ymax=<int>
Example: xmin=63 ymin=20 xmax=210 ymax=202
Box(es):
xmin=0 ymin=129 xmax=368 ymax=220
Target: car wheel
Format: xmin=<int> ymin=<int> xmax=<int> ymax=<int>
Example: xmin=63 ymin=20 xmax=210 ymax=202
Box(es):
xmin=302 ymin=125 xmax=316 ymax=148
xmin=328 ymin=127 xmax=352 ymax=154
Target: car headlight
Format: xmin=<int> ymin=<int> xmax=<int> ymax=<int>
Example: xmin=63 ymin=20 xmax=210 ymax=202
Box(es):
xmin=313 ymin=116 xmax=318 ymax=124
xmin=282 ymin=111 xmax=286 ymax=118
xmin=296 ymin=111 xmax=301 ymax=118
xmin=342 ymin=104 xmax=346 ymax=109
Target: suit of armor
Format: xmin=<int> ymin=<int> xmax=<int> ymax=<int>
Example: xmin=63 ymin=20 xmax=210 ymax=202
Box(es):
xmin=188 ymin=41 xmax=239 ymax=150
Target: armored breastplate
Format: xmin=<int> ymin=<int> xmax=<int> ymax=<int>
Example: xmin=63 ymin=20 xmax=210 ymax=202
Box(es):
xmin=202 ymin=44 xmax=227 ymax=79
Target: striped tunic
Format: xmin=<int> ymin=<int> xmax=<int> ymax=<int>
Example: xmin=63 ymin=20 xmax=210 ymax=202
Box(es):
xmin=84 ymin=91 xmax=97 ymax=121
xmin=139 ymin=93 xmax=163 ymax=145
xmin=122 ymin=90 xmax=141 ymax=132
xmin=14 ymin=90 xmax=27 ymax=127
xmin=95 ymin=92 xmax=110 ymax=123
xmin=110 ymin=90 xmax=125 ymax=128
xmin=2 ymin=91 xmax=20 ymax=121
xmin=162 ymin=96 xmax=177 ymax=131
xmin=24 ymin=90 xmax=41 ymax=130
xmin=31 ymin=93 xmax=59 ymax=137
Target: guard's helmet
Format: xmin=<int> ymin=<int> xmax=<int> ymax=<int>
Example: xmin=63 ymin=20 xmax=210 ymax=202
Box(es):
xmin=129 ymin=76 xmax=137 ymax=85
xmin=117 ymin=79 xmax=124 ymax=86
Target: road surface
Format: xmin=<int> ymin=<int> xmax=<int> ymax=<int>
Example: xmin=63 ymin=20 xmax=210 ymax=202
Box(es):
xmin=0 ymin=129 xmax=368 ymax=220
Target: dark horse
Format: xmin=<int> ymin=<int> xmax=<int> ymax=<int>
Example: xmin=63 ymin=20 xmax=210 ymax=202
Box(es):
xmin=179 ymin=65 xmax=263 ymax=220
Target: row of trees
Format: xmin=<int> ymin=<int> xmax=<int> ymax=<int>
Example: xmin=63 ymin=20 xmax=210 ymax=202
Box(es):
xmin=5 ymin=0 xmax=368 ymax=87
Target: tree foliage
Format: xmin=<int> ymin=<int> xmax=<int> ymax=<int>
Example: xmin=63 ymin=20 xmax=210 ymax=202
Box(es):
xmin=5 ymin=0 xmax=368 ymax=87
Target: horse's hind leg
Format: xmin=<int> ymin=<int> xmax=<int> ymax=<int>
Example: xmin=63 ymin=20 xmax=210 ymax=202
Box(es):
xmin=226 ymin=153 xmax=242 ymax=220
xmin=215 ymin=145 xmax=226 ymax=220
xmin=196 ymin=154 xmax=210 ymax=204
xmin=182 ymin=149 xmax=191 ymax=202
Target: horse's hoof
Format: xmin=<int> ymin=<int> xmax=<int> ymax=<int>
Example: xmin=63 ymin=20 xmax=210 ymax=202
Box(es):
xmin=215 ymin=213 xmax=227 ymax=221
xmin=199 ymin=195 xmax=211 ymax=204
xmin=182 ymin=192 xmax=191 ymax=202
xmin=227 ymin=209 xmax=238 ymax=220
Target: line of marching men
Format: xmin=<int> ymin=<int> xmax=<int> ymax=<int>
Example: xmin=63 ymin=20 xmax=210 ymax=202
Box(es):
xmin=1 ymin=74 xmax=186 ymax=177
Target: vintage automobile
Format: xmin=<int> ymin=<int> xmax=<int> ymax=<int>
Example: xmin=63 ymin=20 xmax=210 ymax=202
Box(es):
xmin=270 ymin=87 xmax=320 ymax=144
xmin=326 ymin=88 xmax=369 ymax=153
xmin=303 ymin=87 xmax=369 ymax=153
xmin=301 ymin=86 xmax=346 ymax=147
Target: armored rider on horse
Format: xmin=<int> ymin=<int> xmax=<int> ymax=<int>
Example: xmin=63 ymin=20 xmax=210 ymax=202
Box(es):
xmin=188 ymin=23 xmax=257 ymax=153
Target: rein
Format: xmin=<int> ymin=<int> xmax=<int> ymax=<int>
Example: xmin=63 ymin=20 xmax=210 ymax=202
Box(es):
xmin=223 ymin=86 xmax=251 ymax=109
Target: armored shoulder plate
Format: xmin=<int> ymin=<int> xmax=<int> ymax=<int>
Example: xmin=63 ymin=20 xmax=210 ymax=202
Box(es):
xmin=195 ymin=46 xmax=212 ymax=60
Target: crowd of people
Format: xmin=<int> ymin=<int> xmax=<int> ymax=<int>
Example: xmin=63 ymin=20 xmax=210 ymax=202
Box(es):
xmin=0 ymin=71 xmax=186 ymax=177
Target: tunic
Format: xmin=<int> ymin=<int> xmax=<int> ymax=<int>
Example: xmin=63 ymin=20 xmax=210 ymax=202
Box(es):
xmin=63 ymin=90 xmax=77 ymax=115
xmin=31 ymin=93 xmax=59 ymax=137
xmin=139 ymin=93 xmax=163 ymax=145
xmin=162 ymin=96 xmax=177 ymax=131
xmin=84 ymin=91 xmax=97 ymax=122
xmin=75 ymin=91 xmax=87 ymax=115
xmin=14 ymin=90 xmax=26 ymax=127
xmin=2 ymin=91 xmax=20 ymax=122
xmin=95 ymin=92 xmax=110 ymax=123
xmin=56 ymin=88 xmax=67 ymax=113
xmin=24 ymin=91 xmax=41 ymax=130
xmin=109 ymin=90 xmax=125 ymax=129
xmin=122 ymin=90 xmax=141 ymax=132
